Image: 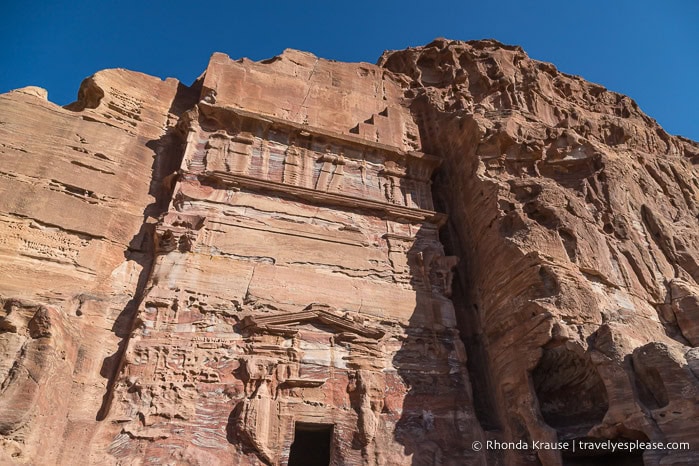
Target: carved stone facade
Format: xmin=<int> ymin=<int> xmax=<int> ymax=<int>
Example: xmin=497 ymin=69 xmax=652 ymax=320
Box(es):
xmin=2 ymin=41 xmax=698 ymax=466
xmin=97 ymin=52 xmax=482 ymax=465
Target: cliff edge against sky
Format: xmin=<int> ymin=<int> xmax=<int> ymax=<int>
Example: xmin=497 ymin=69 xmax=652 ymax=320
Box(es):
xmin=0 ymin=39 xmax=697 ymax=465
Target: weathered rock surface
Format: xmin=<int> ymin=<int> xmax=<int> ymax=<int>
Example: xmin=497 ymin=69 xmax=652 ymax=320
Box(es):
xmin=0 ymin=39 xmax=697 ymax=465
xmin=0 ymin=70 xmax=194 ymax=464
xmin=380 ymin=38 xmax=699 ymax=465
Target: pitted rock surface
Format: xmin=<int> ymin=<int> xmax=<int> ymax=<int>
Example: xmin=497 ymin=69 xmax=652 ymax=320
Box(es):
xmin=0 ymin=39 xmax=697 ymax=465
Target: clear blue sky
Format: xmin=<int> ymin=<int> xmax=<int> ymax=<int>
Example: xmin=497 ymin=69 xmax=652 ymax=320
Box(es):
xmin=2 ymin=0 xmax=697 ymax=141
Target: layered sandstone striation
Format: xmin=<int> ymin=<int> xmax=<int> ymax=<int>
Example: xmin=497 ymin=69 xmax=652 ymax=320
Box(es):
xmin=0 ymin=71 xmax=195 ymax=464
xmin=0 ymin=39 xmax=697 ymax=465
xmin=380 ymin=39 xmax=699 ymax=465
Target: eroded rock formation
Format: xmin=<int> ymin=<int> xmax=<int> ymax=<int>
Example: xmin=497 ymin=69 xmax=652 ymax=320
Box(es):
xmin=0 ymin=39 xmax=697 ymax=465
xmin=380 ymin=38 xmax=699 ymax=466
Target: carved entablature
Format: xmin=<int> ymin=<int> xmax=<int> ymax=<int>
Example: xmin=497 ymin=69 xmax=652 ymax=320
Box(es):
xmin=176 ymin=102 xmax=444 ymax=223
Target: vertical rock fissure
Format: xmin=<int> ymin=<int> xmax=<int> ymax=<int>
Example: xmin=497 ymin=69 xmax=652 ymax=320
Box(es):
xmin=431 ymin=171 xmax=502 ymax=431
xmin=3 ymin=40 xmax=698 ymax=465
xmin=96 ymin=84 xmax=197 ymax=420
xmin=380 ymin=38 xmax=699 ymax=466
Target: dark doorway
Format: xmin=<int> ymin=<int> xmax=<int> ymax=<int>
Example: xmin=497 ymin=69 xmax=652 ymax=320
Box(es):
xmin=288 ymin=422 xmax=333 ymax=466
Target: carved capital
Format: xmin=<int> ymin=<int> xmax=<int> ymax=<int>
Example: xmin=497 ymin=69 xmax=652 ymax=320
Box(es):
xmin=416 ymin=247 xmax=460 ymax=297
xmin=154 ymin=213 xmax=205 ymax=254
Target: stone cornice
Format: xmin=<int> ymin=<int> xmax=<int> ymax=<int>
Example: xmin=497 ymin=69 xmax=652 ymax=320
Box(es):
xmin=203 ymin=170 xmax=448 ymax=226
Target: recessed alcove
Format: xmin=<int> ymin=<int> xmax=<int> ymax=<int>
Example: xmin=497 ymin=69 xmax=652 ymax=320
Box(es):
xmin=288 ymin=422 xmax=333 ymax=466
xmin=532 ymin=347 xmax=608 ymax=435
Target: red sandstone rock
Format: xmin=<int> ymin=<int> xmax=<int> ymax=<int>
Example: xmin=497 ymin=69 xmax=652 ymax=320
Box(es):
xmin=0 ymin=39 xmax=697 ymax=465
xmin=380 ymin=38 xmax=699 ymax=466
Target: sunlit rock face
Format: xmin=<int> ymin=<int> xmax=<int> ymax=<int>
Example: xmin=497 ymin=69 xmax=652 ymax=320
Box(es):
xmin=380 ymin=38 xmax=699 ymax=466
xmin=1 ymin=39 xmax=697 ymax=466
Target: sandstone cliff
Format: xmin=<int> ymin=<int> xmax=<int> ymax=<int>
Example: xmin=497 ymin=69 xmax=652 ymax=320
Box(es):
xmin=0 ymin=39 xmax=697 ymax=466
xmin=380 ymin=38 xmax=699 ymax=465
